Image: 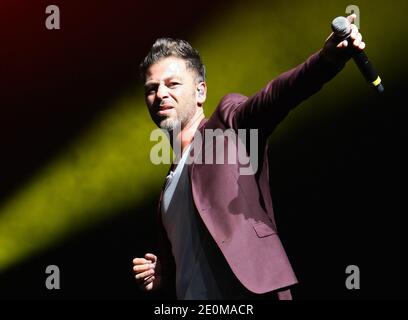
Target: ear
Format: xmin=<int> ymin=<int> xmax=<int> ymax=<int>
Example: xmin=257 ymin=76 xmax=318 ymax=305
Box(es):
xmin=196 ymin=81 xmax=207 ymax=106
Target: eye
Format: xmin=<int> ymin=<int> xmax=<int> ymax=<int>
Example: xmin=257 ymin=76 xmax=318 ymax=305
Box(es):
xmin=145 ymin=86 xmax=157 ymax=95
xmin=169 ymin=82 xmax=181 ymax=88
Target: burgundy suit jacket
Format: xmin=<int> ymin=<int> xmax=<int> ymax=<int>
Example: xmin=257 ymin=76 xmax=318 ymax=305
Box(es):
xmin=157 ymin=50 xmax=345 ymax=298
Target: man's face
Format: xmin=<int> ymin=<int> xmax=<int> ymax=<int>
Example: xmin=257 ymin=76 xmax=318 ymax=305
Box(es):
xmin=144 ymin=57 xmax=202 ymax=131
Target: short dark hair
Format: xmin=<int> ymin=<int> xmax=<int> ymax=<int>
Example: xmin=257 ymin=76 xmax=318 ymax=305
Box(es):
xmin=139 ymin=38 xmax=206 ymax=82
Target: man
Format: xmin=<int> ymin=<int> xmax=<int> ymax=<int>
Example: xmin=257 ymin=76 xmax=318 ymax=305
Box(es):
xmin=133 ymin=14 xmax=365 ymax=300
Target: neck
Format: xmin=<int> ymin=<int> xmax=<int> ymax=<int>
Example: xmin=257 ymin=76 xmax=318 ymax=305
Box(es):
xmin=171 ymin=109 xmax=205 ymax=153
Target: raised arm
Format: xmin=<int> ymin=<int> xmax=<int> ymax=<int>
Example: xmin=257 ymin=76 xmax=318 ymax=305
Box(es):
xmin=219 ymin=14 xmax=363 ymax=138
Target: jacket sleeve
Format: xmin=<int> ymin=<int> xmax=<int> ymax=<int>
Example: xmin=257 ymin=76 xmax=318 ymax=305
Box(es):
xmin=217 ymin=49 xmax=346 ymax=138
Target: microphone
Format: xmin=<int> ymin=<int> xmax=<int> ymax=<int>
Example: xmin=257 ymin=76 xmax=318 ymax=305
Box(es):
xmin=331 ymin=16 xmax=384 ymax=93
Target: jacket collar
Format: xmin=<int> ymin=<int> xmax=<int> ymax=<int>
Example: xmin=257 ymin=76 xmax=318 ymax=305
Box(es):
xmin=197 ymin=117 xmax=208 ymax=131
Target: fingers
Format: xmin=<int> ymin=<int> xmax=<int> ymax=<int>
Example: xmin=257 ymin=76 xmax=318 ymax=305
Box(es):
xmin=145 ymin=253 xmax=157 ymax=263
xmin=337 ymin=39 xmax=348 ymax=49
xmin=133 ymin=257 xmax=150 ymax=265
xmin=144 ymin=276 xmax=155 ymax=291
xmin=347 ymin=13 xmax=357 ymax=24
xmin=143 ymin=275 xmax=155 ymax=286
xmin=352 ymin=32 xmax=362 ymax=46
xmin=133 ymin=263 xmax=154 ymax=273
xmin=133 ymin=254 xmax=157 ymax=286
xmin=350 ymin=24 xmax=358 ymax=40
xmin=135 ymin=268 xmax=155 ymax=280
xmin=348 ymin=24 xmax=365 ymax=50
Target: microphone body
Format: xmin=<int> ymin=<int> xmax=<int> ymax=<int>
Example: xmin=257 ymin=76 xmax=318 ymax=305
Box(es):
xmin=331 ymin=16 xmax=384 ymax=93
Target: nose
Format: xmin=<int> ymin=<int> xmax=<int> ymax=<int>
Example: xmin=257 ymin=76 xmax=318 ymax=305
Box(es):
xmin=156 ymin=84 xmax=169 ymax=100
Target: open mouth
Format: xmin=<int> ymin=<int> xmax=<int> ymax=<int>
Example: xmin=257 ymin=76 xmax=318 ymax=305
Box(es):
xmin=157 ymin=106 xmax=174 ymax=115
xmin=159 ymin=105 xmax=173 ymax=110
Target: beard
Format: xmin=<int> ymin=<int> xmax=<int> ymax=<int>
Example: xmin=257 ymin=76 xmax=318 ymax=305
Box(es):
xmin=159 ymin=117 xmax=181 ymax=131
xmin=158 ymin=100 xmax=196 ymax=131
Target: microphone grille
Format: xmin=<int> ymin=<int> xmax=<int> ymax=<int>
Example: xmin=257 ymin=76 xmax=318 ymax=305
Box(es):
xmin=331 ymin=16 xmax=351 ymax=37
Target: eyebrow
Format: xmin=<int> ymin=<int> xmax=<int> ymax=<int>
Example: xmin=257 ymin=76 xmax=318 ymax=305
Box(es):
xmin=144 ymin=76 xmax=182 ymax=88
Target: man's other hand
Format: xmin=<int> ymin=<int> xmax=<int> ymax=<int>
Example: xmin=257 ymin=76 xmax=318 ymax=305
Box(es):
xmin=133 ymin=253 xmax=161 ymax=291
